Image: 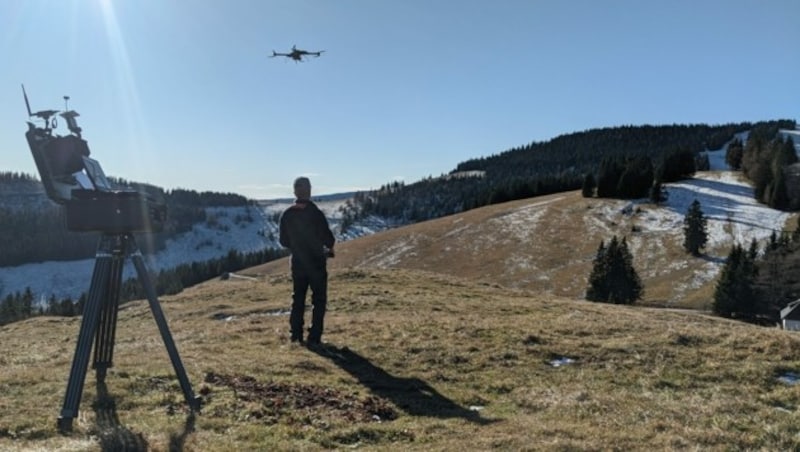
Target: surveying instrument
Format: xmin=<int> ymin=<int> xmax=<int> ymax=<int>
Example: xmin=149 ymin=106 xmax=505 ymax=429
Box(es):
xmin=22 ymin=86 xmax=202 ymax=432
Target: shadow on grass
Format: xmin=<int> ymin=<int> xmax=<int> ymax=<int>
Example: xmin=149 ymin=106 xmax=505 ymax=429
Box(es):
xmin=168 ymin=412 xmax=196 ymax=452
xmin=92 ymin=380 xmax=148 ymax=452
xmin=93 ymin=380 xmax=196 ymax=452
xmin=310 ymin=343 xmax=495 ymax=425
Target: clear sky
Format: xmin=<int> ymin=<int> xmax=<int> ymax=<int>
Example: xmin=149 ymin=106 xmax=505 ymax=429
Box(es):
xmin=1 ymin=0 xmax=798 ymax=199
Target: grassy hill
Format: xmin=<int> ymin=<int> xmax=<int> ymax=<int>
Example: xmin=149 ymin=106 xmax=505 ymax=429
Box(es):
xmin=3 ymin=269 xmax=800 ymax=450
xmin=251 ymin=171 xmax=794 ymax=310
xmin=3 ymin=171 xmax=800 ymax=450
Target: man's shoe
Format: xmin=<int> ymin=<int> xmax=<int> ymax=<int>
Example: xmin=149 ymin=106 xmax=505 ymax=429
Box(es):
xmin=290 ymin=336 xmax=305 ymax=345
xmin=306 ymin=337 xmax=321 ymax=348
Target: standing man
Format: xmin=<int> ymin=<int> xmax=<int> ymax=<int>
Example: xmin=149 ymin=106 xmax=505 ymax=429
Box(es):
xmin=279 ymin=177 xmax=335 ymax=346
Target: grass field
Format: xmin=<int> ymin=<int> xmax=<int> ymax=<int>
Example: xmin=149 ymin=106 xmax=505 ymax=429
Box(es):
xmin=3 ymin=268 xmax=800 ymax=451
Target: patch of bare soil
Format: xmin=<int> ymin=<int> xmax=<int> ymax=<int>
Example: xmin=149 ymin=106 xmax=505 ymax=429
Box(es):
xmin=203 ymin=372 xmax=397 ymax=425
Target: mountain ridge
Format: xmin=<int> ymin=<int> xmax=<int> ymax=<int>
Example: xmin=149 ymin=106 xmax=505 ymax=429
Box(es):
xmin=246 ymin=166 xmax=793 ymax=311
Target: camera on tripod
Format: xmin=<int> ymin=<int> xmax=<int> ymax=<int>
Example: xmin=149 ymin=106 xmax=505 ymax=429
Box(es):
xmin=22 ymin=85 xmax=201 ymax=431
xmin=22 ymin=85 xmax=165 ymax=233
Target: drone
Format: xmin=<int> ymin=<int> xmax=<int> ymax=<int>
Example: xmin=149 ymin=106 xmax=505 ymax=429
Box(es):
xmin=270 ymin=45 xmax=325 ymax=62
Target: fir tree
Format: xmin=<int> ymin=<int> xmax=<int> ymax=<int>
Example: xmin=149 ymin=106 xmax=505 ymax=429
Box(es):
xmin=695 ymin=153 xmax=710 ymax=171
xmin=586 ymin=240 xmax=607 ymax=302
xmin=585 ymin=236 xmax=642 ymax=305
xmin=682 ymin=200 xmax=708 ymax=256
xmin=581 ymin=173 xmax=596 ymax=198
xmin=725 ymin=138 xmax=744 ymax=170
xmin=713 ymin=244 xmax=757 ymax=319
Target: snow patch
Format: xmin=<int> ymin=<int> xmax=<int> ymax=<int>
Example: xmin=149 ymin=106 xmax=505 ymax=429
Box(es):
xmin=0 ymin=196 xmax=389 ymax=302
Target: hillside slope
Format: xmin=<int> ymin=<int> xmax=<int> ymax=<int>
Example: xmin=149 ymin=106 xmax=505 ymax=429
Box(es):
xmin=0 ymin=194 xmax=390 ymax=302
xmin=249 ymin=170 xmax=793 ymax=309
xmin=3 ymin=269 xmax=800 ymax=450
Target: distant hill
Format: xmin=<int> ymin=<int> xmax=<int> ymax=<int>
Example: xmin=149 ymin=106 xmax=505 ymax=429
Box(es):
xmin=2 ymin=120 xmax=797 ymax=309
xmin=345 ymin=120 xmax=796 ymax=225
xmin=248 ymin=164 xmax=794 ymax=312
xmin=0 ymin=186 xmax=387 ymax=303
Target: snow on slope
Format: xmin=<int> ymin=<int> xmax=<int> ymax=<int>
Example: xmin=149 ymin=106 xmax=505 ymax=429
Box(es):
xmin=0 ymin=205 xmax=274 ymax=302
xmin=637 ymin=171 xmax=790 ymax=300
xmin=0 ymin=197 xmax=391 ymax=304
xmin=258 ymin=198 xmax=395 ymax=242
xmin=2 ymin=130 xmax=796 ymax=305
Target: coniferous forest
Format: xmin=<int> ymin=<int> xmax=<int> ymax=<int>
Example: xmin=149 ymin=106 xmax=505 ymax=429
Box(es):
xmin=0 ymin=173 xmax=251 ymax=267
xmin=0 ymin=246 xmax=288 ymax=326
xmin=0 ymin=174 xmax=286 ymax=325
xmin=343 ymin=120 xmax=796 ymax=226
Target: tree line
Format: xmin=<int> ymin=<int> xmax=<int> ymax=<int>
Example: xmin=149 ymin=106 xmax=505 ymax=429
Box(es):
xmin=0 ymin=174 xmax=253 ymax=267
xmin=726 ymin=127 xmax=798 ymax=210
xmin=340 ymin=120 xmax=795 ymax=231
xmin=713 ymin=219 xmax=800 ymax=324
xmin=585 ymin=198 xmax=800 ymax=327
xmin=0 ymin=245 xmax=287 ymax=326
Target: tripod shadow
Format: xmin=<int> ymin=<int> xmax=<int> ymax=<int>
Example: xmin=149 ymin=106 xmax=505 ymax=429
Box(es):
xmin=310 ymin=344 xmax=493 ymax=425
xmin=93 ymin=380 xmax=148 ymax=452
xmin=168 ymin=411 xmax=197 ymax=452
xmin=93 ymin=380 xmax=197 ymax=452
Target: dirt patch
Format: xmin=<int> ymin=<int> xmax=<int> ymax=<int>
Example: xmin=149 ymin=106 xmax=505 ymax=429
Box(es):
xmin=203 ymin=372 xmax=397 ymax=425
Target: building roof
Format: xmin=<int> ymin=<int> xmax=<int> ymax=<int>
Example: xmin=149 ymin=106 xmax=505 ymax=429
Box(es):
xmin=781 ymin=299 xmax=800 ymax=321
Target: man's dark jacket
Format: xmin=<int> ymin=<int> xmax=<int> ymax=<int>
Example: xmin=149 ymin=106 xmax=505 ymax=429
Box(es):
xmin=279 ymin=200 xmax=335 ymax=268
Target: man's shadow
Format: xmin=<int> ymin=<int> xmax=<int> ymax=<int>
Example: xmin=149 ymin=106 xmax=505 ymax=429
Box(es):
xmin=93 ymin=380 xmax=196 ymax=452
xmin=310 ymin=344 xmax=493 ymax=425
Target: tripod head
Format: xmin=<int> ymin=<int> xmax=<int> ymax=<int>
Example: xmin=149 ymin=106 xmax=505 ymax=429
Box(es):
xmin=22 ymin=85 xmax=165 ymax=233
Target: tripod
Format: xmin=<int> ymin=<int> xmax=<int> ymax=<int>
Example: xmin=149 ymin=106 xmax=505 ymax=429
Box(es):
xmin=57 ymin=233 xmax=201 ymax=432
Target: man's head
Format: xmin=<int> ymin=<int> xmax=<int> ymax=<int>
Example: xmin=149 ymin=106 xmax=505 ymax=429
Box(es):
xmin=293 ymin=176 xmax=312 ymax=200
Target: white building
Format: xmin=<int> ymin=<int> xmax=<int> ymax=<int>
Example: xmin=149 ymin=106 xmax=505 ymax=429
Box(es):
xmin=780 ymin=299 xmax=800 ymax=331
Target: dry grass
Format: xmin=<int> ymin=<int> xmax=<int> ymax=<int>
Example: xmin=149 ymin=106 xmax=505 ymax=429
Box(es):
xmin=3 ymin=268 xmax=800 ymax=450
xmin=250 ymin=188 xmax=794 ymax=310
xmin=3 ymin=190 xmax=798 ymax=450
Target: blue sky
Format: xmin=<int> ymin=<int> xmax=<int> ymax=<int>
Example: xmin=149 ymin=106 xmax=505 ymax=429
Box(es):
xmin=1 ymin=0 xmax=798 ymax=199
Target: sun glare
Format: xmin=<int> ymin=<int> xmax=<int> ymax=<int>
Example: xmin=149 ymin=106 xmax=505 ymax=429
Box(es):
xmin=96 ymin=0 xmax=159 ymax=252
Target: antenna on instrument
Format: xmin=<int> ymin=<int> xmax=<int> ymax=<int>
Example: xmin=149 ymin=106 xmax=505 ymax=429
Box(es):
xmin=22 ymin=84 xmax=33 ymax=117
xmin=21 ymin=84 xmax=59 ymax=125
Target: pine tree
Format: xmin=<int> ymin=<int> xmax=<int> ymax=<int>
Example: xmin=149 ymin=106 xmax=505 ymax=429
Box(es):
xmin=616 ymin=156 xmax=654 ymax=199
xmin=695 ymin=153 xmax=710 ymax=171
xmin=581 ymin=173 xmax=596 ymax=198
xmin=766 ymin=138 xmax=795 ymax=209
xmin=713 ymin=245 xmax=742 ymax=317
xmin=683 ymin=200 xmax=708 ymax=256
xmin=725 ymin=138 xmax=744 ymax=170
xmin=585 ymin=236 xmax=642 ymax=305
xmin=596 ymin=157 xmax=623 ymax=198
xmin=713 ymin=244 xmax=757 ymax=319
xmin=586 ymin=240 xmax=608 ymax=302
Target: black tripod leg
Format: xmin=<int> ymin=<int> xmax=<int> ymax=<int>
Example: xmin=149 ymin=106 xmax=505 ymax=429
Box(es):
xmin=57 ymin=239 xmax=113 ymax=432
xmin=130 ymin=242 xmax=201 ymax=412
xmin=92 ymin=240 xmax=125 ymax=382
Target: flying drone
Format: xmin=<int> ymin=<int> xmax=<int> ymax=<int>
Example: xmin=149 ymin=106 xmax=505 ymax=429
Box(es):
xmin=270 ymin=45 xmax=325 ymax=62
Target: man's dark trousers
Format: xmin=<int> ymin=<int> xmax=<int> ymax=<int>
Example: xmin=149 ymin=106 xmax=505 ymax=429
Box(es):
xmin=290 ymin=262 xmax=327 ymax=343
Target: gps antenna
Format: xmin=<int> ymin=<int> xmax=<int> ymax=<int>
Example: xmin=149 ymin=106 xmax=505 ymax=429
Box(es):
xmin=22 ymin=84 xmax=32 ymax=117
